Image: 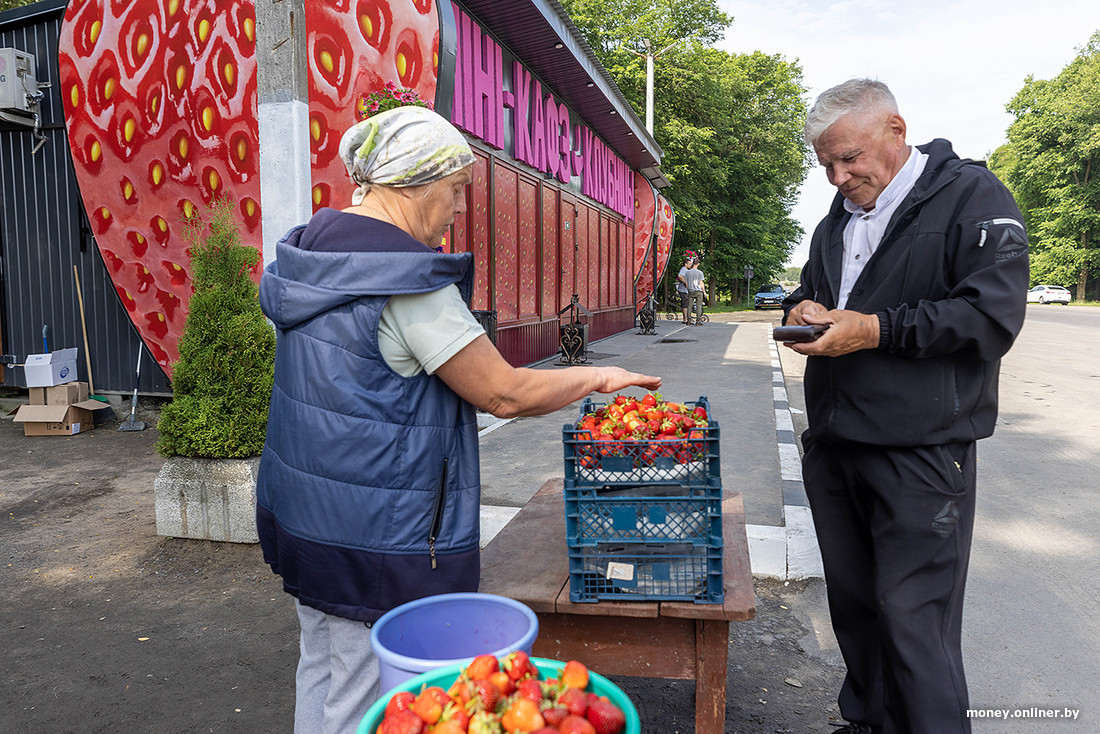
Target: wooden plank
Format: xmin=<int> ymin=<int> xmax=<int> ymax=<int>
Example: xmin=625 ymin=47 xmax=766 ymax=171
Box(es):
xmin=694 ymin=618 xmax=730 ymax=734
xmin=479 ymin=478 xmax=568 ymax=613
xmin=533 ymin=613 xmax=697 ymax=680
xmin=554 ymin=591 xmax=660 ymax=618
xmin=663 ymin=493 xmax=756 ymax=621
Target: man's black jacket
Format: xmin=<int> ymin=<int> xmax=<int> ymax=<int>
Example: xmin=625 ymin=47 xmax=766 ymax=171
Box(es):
xmin=783 ymin=138 xmax=1029 ymax=446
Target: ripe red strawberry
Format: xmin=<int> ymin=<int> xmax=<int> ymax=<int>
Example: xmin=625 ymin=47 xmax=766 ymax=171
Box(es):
xmin=465 ymin=653 xmax=500 ymax=681
xmin=438 ymin=701 xmax=470 ymax=731
xmin=488 ymin=670 xmax=515 ymax=696
xmin=557 ymin=715 xmax=597 ymax=734
xmin=500 ymin=696 xmax=545 ymax=733
xmin=377 ymin=708 xmax=425 ymax=734
xmin=385 ymin=691 xmax=417 ymax=717
xmin=502 ymin=650 xmax=537 ymax=682
xmin=556 ymin=687 xmax=588 ymax=717
xmin=469 ymin=678 xmax=502 ymax=713
xmin=429 ymin=721 xmax=465 ymax=734
xmin=468 ymin=711 xmax=503 ymax=734
xmin=561 ymin=660 xmax=589 ymax=690
xmin=585 ymin=698 xmax=626 ymax=734
xmin=515 ymin=677 xmax=543 ymax=704
xmin=541 ymin=706 xmax=569 ymax=727
xmin=411 ymin=686 xmax=451 ymax=725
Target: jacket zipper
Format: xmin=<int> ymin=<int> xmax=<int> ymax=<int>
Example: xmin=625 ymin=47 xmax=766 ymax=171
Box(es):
xmin=428 ymin=458 xmax=448 ymax=570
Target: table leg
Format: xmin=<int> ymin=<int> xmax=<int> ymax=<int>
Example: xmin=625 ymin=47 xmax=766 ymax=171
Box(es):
xmin=694 ymin=618 xmax=729 ymax=734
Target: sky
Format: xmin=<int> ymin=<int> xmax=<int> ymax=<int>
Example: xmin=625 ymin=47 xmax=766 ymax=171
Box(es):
xmin=715 ymin=0 xmax=1100 ymax=268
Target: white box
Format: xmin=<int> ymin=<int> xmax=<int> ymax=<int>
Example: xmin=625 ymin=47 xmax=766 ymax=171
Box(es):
xmin=23 ymin=348 xmax=79 ymax=387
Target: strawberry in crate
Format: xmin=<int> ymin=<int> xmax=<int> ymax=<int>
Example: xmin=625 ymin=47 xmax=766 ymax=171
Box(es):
xmin=570 ymin=394 xmax=712 ymax=474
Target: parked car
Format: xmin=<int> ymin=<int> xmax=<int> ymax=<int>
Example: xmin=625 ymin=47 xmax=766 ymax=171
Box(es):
xmin=1027 ymin=285 xmax=1071 ymax=305
xmin=754 ymin=284 xmax=786 ymax=310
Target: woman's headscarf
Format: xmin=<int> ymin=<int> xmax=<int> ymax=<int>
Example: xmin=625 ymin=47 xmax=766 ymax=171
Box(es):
xmin=338 ymin=106 xmax=476 ymax=205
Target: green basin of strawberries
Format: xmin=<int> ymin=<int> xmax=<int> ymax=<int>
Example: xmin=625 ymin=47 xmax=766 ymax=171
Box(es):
xmin=358 ymin=656 xmax=640 ymax=734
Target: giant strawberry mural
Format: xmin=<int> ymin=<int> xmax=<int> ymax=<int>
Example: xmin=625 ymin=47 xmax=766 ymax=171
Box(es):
xmin=653 ymin=193 xmax=675 ymax=289
xmin=632 ymin=171 xmax=657 ymax=295
xmin=59 ymin=0 xmax=441 ymax=378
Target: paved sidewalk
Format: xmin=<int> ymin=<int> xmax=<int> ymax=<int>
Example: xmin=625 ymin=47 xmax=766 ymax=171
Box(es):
xmin=476 ymin=311 xmax=823 ymax=581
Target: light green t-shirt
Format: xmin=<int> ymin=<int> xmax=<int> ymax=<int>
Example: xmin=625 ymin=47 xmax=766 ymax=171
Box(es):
xmin=378 ymin=284 xmax=485 ymax=377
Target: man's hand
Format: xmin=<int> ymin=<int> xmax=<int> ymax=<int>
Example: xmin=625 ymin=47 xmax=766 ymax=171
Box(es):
xmin=784 ymin=302 xmax=880 ymax=356
xmin=786 ymin=299 xmax=828 ymax=325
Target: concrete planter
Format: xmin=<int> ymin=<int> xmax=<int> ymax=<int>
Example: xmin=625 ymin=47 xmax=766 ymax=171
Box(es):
xmin=154 ymin=456 xmax=260 ymax=543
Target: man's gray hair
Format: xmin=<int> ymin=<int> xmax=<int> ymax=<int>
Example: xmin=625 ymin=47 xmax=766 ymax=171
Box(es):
xmin=804 ymin=79 xmax=898 ymax=146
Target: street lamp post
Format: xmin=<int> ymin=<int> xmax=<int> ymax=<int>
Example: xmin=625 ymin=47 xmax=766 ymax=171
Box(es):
xmin=636 ymin=37 xmax=689 ymax=136
xmin=744 ymin=265 xmax=754 ymax=307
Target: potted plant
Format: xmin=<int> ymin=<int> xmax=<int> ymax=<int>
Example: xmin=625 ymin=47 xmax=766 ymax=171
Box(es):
xmin=153 ymin=197 xmax=275 ymax=543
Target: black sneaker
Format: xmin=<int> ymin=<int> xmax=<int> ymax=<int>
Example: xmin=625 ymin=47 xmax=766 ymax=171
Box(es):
xmin=831 ymin=723 xmax=873 ymax=734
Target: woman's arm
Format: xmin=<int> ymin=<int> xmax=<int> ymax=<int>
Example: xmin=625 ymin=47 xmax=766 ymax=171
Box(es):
xmin=434 ymin=335 xmax=661 ymax=418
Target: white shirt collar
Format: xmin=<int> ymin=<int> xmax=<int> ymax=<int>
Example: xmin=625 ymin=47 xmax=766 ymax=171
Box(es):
xmin=842 ymin=146 xmax=923 ymax=217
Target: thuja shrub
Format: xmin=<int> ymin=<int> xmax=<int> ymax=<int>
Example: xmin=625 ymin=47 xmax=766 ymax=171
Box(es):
xmin=156 ymin=197 xmax=274 ymax=458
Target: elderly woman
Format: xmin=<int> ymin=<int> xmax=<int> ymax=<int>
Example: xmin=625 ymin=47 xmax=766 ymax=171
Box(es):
xmin=256 ymin=106 xmax=660 ymax=732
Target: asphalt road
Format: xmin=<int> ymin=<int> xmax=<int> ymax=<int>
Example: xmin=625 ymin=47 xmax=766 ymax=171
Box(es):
xmin=961 ymin=304 xmax=1099 ymax=732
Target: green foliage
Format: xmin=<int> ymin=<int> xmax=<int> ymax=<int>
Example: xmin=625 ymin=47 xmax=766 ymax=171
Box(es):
xmin=156 ymin=198 xmax=274 ymax=458
xmin=991 ymin=30 xmax=1100 ymax=298
xmin=0 ymin=0 xmax=35 ymax=12
xmin=560 ymin=0 xmax=810 ymax=299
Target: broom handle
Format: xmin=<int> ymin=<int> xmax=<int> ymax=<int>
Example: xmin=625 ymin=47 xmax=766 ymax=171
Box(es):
xmin=73 ymin=265 xmax=95 ymax=395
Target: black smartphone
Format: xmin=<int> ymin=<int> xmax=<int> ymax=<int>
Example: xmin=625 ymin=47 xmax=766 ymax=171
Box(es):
xmin=773 ymin=324 xmax=829 ymax=343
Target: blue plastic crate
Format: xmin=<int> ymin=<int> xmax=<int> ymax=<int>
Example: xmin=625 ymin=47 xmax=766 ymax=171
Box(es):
xmin=563 ymin=396 xmax=720 ymax=489
xmin=565 ymin=480 xmax=723 ymax=546
xmin=567 ymin=541 xmax=724 ymax=604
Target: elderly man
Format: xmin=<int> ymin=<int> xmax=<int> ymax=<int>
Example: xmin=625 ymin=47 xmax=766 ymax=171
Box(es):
xmin=782 ymin=79 xmax=1028 ymax=734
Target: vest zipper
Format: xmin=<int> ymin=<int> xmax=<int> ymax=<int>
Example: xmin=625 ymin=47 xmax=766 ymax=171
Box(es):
xmin=428 ymin=458 xmax=448 ymax=570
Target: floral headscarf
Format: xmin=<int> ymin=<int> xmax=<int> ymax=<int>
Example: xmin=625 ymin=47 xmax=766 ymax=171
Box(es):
xmin=338 ymin=106 xmax=476 ymax=205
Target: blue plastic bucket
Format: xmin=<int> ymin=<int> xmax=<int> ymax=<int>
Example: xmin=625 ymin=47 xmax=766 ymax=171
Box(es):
xmin=370 ymin=592 xmax=538 ymax=695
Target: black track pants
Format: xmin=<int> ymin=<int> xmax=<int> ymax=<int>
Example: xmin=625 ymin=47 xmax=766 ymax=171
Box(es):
xmin=802 ymin=434 xmax=976 ymax=734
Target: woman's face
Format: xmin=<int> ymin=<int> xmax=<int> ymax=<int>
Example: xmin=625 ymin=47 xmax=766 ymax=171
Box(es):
xmin=412 ymin=167 xmax=473 ymax=247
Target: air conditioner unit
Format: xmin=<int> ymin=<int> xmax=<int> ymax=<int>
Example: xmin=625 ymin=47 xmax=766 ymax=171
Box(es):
xmin=0 ymin=48 xmax=37 ymax=114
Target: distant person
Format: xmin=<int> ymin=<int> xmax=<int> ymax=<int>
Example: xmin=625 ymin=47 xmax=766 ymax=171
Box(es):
xmin=675 ymin=254 xmax=692 ymax=324
xmin=256 ymin=106 xmax=662 ymax=734
xmin=684 ymin=257 xmax=707 ymax=325
xmin=782 ymin=79 xmax=1028 ymax=734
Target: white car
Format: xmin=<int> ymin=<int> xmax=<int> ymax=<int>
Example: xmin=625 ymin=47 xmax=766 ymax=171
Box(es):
xmin=1027 ymin=285 xmax=1071 ymax=305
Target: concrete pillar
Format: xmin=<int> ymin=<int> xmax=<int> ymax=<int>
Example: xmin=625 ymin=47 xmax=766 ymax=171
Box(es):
xmin=255 ymin=0 xmax=313 ymax=267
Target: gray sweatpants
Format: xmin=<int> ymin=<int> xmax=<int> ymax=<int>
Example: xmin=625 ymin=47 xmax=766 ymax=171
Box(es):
xmin=294 ymin=600 xmax=381 ymax=734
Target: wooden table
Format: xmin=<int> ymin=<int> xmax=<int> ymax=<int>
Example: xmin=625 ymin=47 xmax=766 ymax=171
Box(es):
xmin=480 ymin=478 xmax=756 ymax=734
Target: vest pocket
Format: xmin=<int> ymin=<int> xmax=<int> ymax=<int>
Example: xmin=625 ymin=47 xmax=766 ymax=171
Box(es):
xmin=428 ymin=458 xmax=448 ymax=569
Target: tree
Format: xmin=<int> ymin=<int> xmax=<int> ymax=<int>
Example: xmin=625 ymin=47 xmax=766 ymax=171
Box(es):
xmin=990 ymin=31 xmax=1100 ymax=300
xmin=156 ymin=198 xmax=275 ymax=458
xmin=0 ymin=0 xmax=34 ymax=12
xmin=561 ymin=0 xmax=810 ymax=299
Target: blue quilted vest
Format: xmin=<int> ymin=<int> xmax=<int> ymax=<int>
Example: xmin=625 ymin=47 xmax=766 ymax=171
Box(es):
xmin=256 ymin=214 xmax=481 ymax=623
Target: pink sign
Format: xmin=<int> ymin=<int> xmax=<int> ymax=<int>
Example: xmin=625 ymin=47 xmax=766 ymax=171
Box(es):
xmin=449 ymin=3 xmax=633 ymax=219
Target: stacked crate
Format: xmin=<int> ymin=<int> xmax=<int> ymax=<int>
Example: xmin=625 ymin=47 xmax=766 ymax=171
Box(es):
xmin=562 ymin=396 xmax=723 ymax=604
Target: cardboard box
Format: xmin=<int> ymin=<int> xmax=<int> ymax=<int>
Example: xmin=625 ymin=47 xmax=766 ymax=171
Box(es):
xmin=12 ymin=399 xmax=103 ymax=436
xmin=29 ymin=381 xmax=89 ymax=406
xmin=23 ymin=348 xmax=79 ymax=387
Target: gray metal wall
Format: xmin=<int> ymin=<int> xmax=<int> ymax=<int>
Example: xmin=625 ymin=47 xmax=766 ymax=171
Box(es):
xmin=0 ymin=0 xmax=169 ymax=394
